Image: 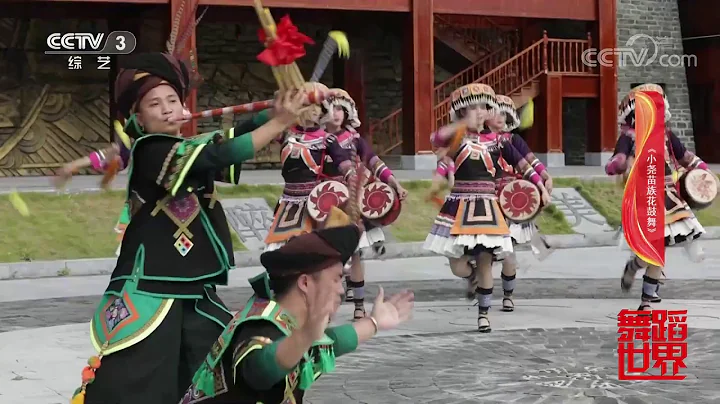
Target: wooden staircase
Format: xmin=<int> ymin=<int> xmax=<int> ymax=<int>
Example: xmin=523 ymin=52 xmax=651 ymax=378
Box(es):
xmin=371 ymin=32 xmax=595 ymax=155
xmin=433 ymin=15 xmax=518 ymax=62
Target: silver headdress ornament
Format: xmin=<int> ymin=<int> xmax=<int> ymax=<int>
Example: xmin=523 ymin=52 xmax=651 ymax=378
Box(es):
xmin=618 ymin=83 xmax=671 ymax=125
xmin=449 ymin=83 xmax=498 ymax=122
xmin=495 ymin=95 xmax=521 ymax=132
xmin=322 ymin=88 xmax=361 ymax=128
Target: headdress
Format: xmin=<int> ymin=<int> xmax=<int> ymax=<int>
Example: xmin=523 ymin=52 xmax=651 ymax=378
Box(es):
xmin=449 ymin=83 xmax=497 ymax=122
xmin=495 ymin=95 xmax=520 ymax=132
xmin=113 ymin=0 xmax=207 ymax=138
xmin=260 ymin=224 xmax=360 ymax=278
xmin=250 ymin=207 xmax=357 ymax=296
xmin=618 ymin=83 xmax=671 ymax=125
xmin=322 ymin=88 xmax=361 ymax=128
xmin=298 ymin=82 xmax=329 ymax=127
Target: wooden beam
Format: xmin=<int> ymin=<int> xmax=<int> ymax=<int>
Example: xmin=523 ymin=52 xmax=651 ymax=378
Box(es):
xmin=22 ymin=0 xmax=165 ymax=3
xmin=401 ymin=0 xmax=434 ymax=154
xmin=560 ymin=75 xmax=599 ymax=98
xmin=595 ymin=0 xmax=617 ymax=153
xmin=170 ymin=0 xmax=198 ymax=137
xmin=434 ymin=0 xmax=596 ymax=20
xmin=2 ymin=2 xmax=166 ymax=19
xmin=199 ymin=0 xmax=410 ymax=12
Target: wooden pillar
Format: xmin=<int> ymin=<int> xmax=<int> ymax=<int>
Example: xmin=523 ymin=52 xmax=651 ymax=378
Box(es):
xmin=528 ymin=74 xmax=563 ymax=166
xmin=170 ymin=0 xmax=197 ymax=137
xmin=588 ymin=0 xmax=617 ymax=164
xmin=401 ymin=0 xmax=434 ymax=155
xmin=344 ymin=49 xmax=369 ymax=141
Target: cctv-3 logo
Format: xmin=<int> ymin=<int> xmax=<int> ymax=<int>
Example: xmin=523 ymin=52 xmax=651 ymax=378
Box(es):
xmin=45 ymin=31 xmax=136 ymax=55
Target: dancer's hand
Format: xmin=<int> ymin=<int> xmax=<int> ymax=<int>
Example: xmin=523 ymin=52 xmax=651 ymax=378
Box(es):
xmin=274 ymin=90 xmax=306 ymax=127
xmin=369 ymin=286 xmax=414 ymax=331
xmin=541 ymin=189 xmax=552 ymax=206
xmin=395 ymin=184 xmax=408 ymax=201
xmin=298 ymin=282 xmax=338 ymax=342
xmin=544 ymin=177 xmax=554 ymax=194
xmin=53 ymin=164 xmax=75 ymax=189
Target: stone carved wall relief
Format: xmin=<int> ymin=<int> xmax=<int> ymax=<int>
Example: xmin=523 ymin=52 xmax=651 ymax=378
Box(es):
xmin=0 ymin=18 xmax=111 ymax=177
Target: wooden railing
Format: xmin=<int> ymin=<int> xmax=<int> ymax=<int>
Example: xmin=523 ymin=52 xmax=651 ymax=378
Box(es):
xmin=371 ymin=32 xmax=594 ymax=155
xmin=371 ymin=45 xmax=516 ymax=155
xmin=434 ymin=44 xmax=517 ymax=106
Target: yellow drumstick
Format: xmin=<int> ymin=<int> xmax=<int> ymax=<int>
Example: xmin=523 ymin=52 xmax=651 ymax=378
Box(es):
xmin=9 ymin=190 xmax=30 ymax=217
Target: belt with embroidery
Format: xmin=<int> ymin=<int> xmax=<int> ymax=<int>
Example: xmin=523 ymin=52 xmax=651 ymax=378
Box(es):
xmin=451 ymin=180 xmax=496 ymax=195
xmin=283 ymin=181 xmax=317 ymax=197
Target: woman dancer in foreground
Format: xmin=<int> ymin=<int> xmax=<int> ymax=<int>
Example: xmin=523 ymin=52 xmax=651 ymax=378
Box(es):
xmin=423 ymin=83 xmax=551 ymax=332
xmin=263 ymin=83 xmax=358 ymax=252
xmin=322 ymin=88 xmax=409 ymax=319
xmin=605 ymin=83 xmax=709 ymax=312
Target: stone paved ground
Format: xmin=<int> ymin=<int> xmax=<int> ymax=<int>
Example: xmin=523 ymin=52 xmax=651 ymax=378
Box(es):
xmin=2 ymin=279 xmax=720 ymax=333
xmin=1 ymin=299 xmax=718 ymax=404
xmin=307 ymin=328 xmax=720 ymax=404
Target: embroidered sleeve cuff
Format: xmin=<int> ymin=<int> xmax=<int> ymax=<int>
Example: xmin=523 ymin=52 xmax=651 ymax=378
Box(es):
xmin=89 ymin=151 xmax=105 ymax=170
xmin=325 ymin=324 xmax=359 ymax=357
xmin=522 ymin=168 xmax=542 ymax=186
xmin=237 ymin=339 xmax=290 ymax=389
xmin=375 ymin=163 xmax=392 ymax=183
xmin=529 ymin=158 xmax=546 ymax=174
xmin=436 ymin=163 xmax=448 ymax=177
xmin=430 ymin=131 xmax=449 ymax=148
xmin=605 ymin=156 xmax=621 ymax=175
xmin=685 ymin=154 xmax=707 ymax=170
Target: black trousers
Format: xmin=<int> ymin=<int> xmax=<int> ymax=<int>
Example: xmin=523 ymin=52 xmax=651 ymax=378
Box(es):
xmin=85 ymin=298 xmax=228 ymax=404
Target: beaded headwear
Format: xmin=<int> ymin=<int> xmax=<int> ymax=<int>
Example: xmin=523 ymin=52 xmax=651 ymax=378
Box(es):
xmin=322 ymin=88 xmax=361 ymax=128
xmin=618 ymin=83 xmax=671 ymax=125
xmin=495 ymin=95 xmax=520 ymax=132
xmin=298 ymin=82 xmax=329 ymax=127
xmin=449 ymin=83 xmax=498 ymax=122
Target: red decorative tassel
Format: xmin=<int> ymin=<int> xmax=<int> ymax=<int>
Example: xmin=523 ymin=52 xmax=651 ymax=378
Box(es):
xmin=256 ymin=15 xmax=314 ymax=66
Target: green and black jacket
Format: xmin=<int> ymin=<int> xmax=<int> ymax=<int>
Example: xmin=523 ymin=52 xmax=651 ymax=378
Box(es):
xmin=181 ymin=273 xmax=360 ymax=404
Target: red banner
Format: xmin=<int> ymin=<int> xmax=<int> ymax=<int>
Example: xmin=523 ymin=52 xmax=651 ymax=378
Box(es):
xmin=621 ymin=91 xmax=666 ymax=267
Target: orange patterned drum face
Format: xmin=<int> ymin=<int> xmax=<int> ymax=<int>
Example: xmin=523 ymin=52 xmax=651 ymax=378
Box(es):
xmin=498 ymin=179 xmax=542 ymax=223
xmin=307 ymin=181 xmax=350 ymax=221
xmin=680 ymin=169 xmax=718 ymax=210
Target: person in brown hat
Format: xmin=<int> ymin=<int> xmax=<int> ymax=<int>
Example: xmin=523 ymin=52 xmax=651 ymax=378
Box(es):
xmin=182 ymin=211 xmax=415 ymax=404
xmin=70 ymin=51 xmax=314 ymax=404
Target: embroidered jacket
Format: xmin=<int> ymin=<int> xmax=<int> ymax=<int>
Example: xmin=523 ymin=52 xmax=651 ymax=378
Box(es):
xmin=104 ymin=112 xmax=271 ymax=299
xmin=182 ymin=274 xmax=359 ymax=404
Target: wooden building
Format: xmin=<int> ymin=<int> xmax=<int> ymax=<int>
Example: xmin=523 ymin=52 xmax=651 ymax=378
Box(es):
xmin=679 ymin=0 xmax=720 ymax=163
xmin=0 ymin=0 xmax=618 ymax=176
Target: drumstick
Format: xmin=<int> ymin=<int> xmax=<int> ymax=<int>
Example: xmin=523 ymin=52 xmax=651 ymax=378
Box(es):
xmin=310 ymin=31 xmax=350 ymax=82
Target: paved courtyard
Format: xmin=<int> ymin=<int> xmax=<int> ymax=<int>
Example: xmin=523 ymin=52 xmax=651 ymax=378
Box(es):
xmin=1 ymin=299 xmax=718 ymax=404
xmin=308 ymin=328 xmax=720 ymax=404
xmin=2 ymin=250 xmax=720 ymax=403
